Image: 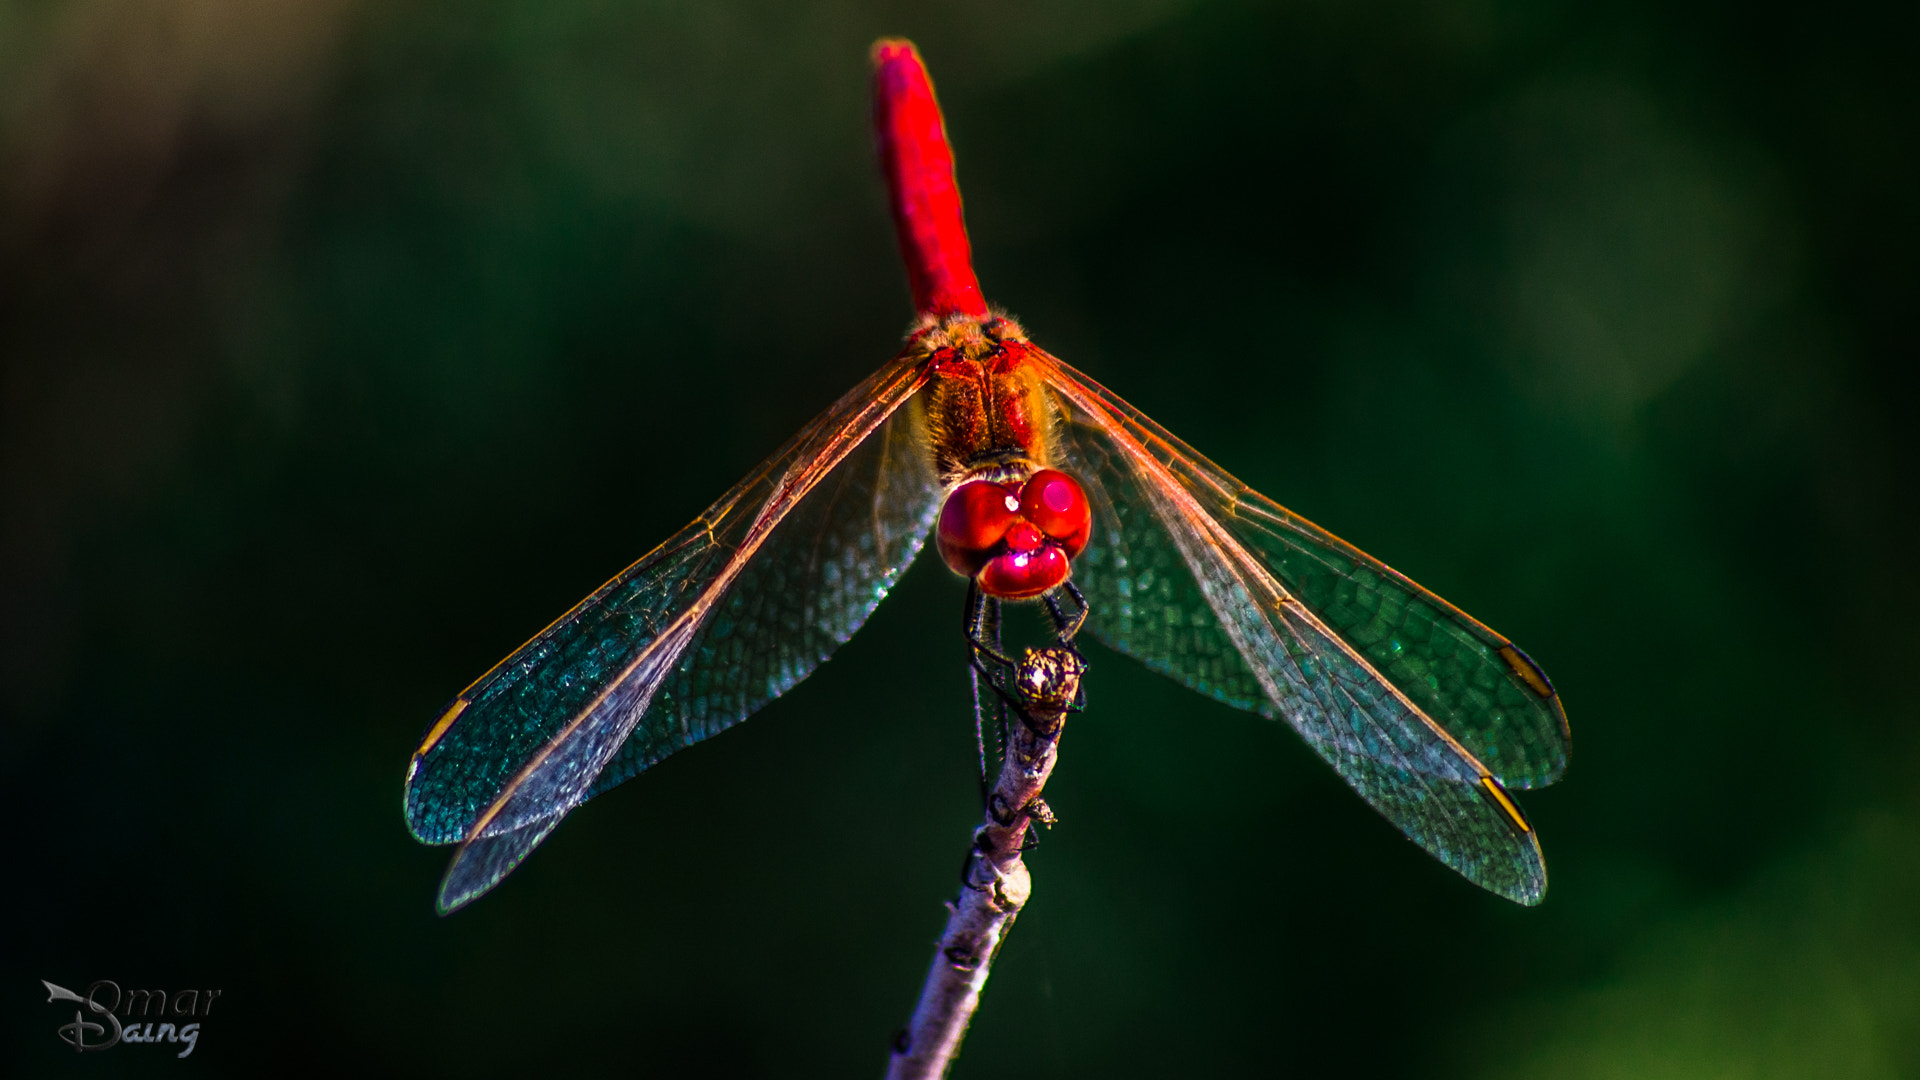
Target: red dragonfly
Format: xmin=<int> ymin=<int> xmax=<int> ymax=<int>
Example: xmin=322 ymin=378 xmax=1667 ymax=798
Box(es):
xmin=405 ymin=39 xmax=1570 ymax=913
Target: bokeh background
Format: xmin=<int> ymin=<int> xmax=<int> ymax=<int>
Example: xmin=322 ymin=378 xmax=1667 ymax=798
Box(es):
xmin=6 ymin=0 xmax=1918 ymax=1076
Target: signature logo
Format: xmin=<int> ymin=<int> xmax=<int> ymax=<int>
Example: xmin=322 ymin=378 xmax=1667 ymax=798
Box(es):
xmin=42 ymin=979 xmax=220 ymax=1059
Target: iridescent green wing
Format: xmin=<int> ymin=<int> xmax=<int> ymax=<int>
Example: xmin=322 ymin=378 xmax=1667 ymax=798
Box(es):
xmin=404 ymin=354 xmax=939 ymax=912
xmin=1037 ymin=352 xmax=1567 ymax=904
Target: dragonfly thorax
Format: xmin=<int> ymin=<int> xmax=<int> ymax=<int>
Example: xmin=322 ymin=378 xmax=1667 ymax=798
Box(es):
xmin=915 ymin=314 xmax=1061 ymax=483
xmin=937 ymin=468 xmax=1091 ymax=599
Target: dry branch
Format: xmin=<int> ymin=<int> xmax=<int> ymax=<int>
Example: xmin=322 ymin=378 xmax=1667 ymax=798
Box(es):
xmin=886 ymin=646 xmax=1086 ymax=1080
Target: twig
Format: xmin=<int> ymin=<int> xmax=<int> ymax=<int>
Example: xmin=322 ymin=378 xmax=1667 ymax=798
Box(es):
xmin=887 ymin=646 xmax=1087 ymax=1080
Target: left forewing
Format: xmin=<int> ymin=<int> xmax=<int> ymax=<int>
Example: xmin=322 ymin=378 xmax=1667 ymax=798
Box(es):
xmin=406 ymin=352 xmax=937 ymax=912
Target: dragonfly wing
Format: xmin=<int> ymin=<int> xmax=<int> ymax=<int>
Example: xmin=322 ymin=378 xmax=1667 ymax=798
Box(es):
xmin=1036 ymin=352 xmax=1566 ymax=904
xmin=586 ymin=382 xmax=946 ymax=798
xmin=405 ymin=353 xmax=940 ymax=911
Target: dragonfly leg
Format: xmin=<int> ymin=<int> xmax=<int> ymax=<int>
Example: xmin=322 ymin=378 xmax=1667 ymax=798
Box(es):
xmin=963 ymin=580 xmax=1017 ymax=670
xmin=968 ymin=661 xmax=1009 ymax=806
xmin=1043 ymin=581 xmax=1090 ymax=644
xmin=969 ymin=661 xmax=988 ymax=801
xmin=965 ymin=583 xmax=1091 ymax=805
xmin=964 ymin=582 xmax=1025 ymax=714
xmin=1032 ymin=584 xmax=1091 ymax=716
xmin=964 ymin=582 xmax=1014 ymax=803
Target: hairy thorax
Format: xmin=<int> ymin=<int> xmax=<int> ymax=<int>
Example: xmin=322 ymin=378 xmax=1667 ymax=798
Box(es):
xmin=907 ymin=313 xmax=1056 ymax=486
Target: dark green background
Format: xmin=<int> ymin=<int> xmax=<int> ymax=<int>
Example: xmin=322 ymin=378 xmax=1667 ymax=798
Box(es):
xmin=6 ymin=0 xmax=1917 ymax=1076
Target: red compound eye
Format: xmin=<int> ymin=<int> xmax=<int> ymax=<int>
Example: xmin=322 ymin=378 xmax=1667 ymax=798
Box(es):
xmin=1018 ymin=469 xmax=1091 ymax=559
xmin=937 ymin=480 xmax=1020 ymax=577
xmin=939 ymin=469 xmax=1094 ymax=598
xmin=978 ymin=544 xmax=1070 ymax=600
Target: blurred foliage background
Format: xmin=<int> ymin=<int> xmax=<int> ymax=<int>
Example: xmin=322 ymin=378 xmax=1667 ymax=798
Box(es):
xmin=4 ymin=0 xmax=1918 ymax=1076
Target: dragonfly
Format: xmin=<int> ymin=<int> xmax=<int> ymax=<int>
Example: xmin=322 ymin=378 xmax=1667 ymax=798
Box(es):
xmin=405 ymin=38 xmax=1570 ymax=914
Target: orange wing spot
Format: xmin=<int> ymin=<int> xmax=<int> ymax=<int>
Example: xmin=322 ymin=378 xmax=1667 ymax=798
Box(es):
xmin=1498 ymin=644 xmax=1556 ymax=701
xmin=1479 ymin=776 xmax=1532 ymax=835
xmin=414 ymin=698 xmax=470 ymax=760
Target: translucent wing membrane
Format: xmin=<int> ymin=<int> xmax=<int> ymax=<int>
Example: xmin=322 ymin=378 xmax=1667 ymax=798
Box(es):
xmin=587 ymin=390 xmax=941 ymax=797
xmin=405 ymin=354 xmax=939 ymax=911
xmin=1038 ymin=351 xmax=1567 ymax=904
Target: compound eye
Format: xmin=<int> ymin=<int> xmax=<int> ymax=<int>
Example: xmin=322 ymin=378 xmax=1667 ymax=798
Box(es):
xmin=937 ymin=480 xmax=1021 ymax=577
xmin=978 ymin=544 xmax=1070 ymax=600
xmin=1019 ymin=469 xmax=1092 ymax=559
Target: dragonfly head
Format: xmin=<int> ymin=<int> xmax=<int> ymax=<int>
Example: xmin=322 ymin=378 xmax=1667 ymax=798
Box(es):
xmin=937 ymin=467 xmax=1091 ymax=599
